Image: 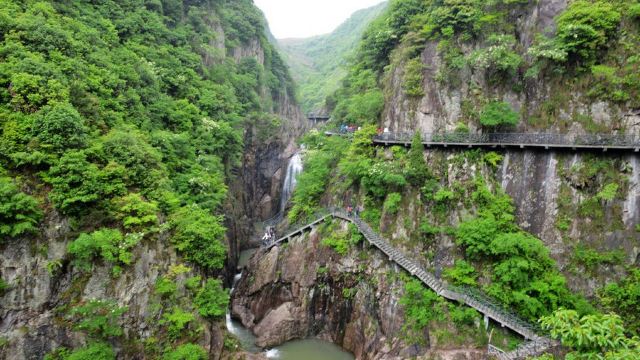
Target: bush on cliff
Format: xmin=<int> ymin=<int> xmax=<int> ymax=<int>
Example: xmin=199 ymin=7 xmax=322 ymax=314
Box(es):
xmin=0 ymin=173 xmax=41 ymax=239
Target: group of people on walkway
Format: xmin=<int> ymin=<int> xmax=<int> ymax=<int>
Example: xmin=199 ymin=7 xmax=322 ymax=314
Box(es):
xmin=346 ymin=205 xmax=364 ymax=218
xmin=261 ymin=226 xmax=276 ymax=246
xmin=339 ymin=124 xmax=360 ymax=133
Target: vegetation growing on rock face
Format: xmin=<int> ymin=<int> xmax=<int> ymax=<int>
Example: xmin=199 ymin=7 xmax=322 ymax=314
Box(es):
xmin=540 ymin=309 xmax=640 ymax=359
xmin=1 ymin=0 xmax=300 ymax=356
xmin=0 ymin=171 xmax=41 ymax=239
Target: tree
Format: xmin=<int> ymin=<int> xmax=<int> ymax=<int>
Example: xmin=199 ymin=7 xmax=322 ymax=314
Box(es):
xmin=599 ymin=269 xmax=640 ymax=336
xmin=32 ymin=103 xmax=88 ymax=153
xmin=170 ymin=205 xmax=227 ymax=270
xmin=0 ymin=174 xmax=41 ymax=238
xmin=406 ymin=132 xmax=429 ymax=186
xmin=45 ymin=151 xmax=126 ymax=214
xmin=540 ymin=309 xmax=640 ymax=359
xmin=556 ymin=1 xmax=621 ymax=66
xmin=479 ymin=101 xmax=519 ymax=128
xmin=194 ymin=279 xmax=229 ymax=319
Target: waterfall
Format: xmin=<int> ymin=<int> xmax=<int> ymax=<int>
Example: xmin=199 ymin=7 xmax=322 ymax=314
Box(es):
xmin=280 ymin=152 xmax=303 ymax=213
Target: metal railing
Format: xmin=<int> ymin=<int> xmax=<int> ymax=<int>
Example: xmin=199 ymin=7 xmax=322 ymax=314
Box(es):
xmin=261 ymin=208 xmax=557 ymax=358
xmin=374 ymin=132 xmax=640 ymax=148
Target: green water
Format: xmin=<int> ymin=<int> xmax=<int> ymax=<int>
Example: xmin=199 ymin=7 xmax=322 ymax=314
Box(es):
xmin=238 ymin=248 xmax=257 ymax=268
xmin=266 ymin=339 xmax=354 ymax=360
xmin=230 ymin=250 xmax=354 ymax=359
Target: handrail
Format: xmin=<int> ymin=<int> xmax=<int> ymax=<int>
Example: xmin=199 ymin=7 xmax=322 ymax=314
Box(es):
xmin=373 ymin=131 xmax=640 ymax=150
xmin=260 ymin=208 xmax=558 ymax=359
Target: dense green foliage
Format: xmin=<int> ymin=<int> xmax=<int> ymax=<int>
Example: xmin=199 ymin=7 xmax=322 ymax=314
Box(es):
xmin=0 ymin=0 xmax=294 ymax=271
xmin=279 ymin=2 xmax=388 ymax=113
xmin=1 ymin=0 xmax=301 ymax=357
xmin=399 ymin=278 xmax=445 ymax=344
xmin=163 ymin=343 xmax=207 ymax=360
xmin=66 ymin=300 xmax=127 ymax=339
xmin=194 ymin=279 xmax=229 ymax=319
xmin=0 ymin=171 xmax=41 ymax=238
xmin=540 ymin=309 xmax=640 ymax=359
xmin=289 ymin=131 xmax=349 ymax=221
xmin=599 ymin=269 xmax=640 ymax=336
xmin=455 ymin=180 xmax=591 ymax=321
xmin=61 ymin=343 xmax=115 ymax=360
xmin=67 ymin=228 xmax=140 ymax=276
xmin=169 ymin=205 xmax=227 ymax=270
xmin=479 ymin=101 xmax=519 ymax=128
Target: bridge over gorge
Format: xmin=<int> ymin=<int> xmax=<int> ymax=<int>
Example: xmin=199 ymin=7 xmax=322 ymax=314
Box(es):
xmin=308 ymin=114 xmax=330 ymax=125
xmin=263 ymin=208 xmax=559 ymax=360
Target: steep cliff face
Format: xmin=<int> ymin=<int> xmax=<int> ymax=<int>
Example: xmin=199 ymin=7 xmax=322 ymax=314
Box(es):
xmin=232 ymin=222 xmax=487 ymax=360
xmin=378 ymin=0 xmax=639 ymax=290
xmin=0 ymin=0 xmax=305 ymax=358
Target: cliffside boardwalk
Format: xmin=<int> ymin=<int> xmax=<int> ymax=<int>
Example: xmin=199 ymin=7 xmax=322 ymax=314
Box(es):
xmin=325 ymin=130 xmax=640 ymax=152
xmin=265 ymin=209 xmax=558 ymax=360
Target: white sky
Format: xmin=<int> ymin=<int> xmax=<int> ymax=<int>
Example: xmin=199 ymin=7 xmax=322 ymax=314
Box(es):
xmin=253 ymin=0 xmax=386 ymax=39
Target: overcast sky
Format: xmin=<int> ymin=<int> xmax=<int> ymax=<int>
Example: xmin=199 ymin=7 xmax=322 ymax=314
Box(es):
xmin=253 ymin=0 xmax=386 ymax=39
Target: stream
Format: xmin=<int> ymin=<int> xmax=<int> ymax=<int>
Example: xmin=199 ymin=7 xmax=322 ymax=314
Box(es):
xmin=226 ymin=249 xmax=354 ymax=359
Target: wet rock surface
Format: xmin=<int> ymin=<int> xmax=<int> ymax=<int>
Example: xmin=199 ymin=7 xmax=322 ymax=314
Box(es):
xmin=231 ymin=225 xmax=486 ymax=360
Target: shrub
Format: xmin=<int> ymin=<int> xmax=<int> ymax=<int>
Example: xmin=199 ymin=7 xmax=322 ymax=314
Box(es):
xmin=99 ymin=128 xmax=164 ymax=191
xmin=322 ymin=235 xmax=350 ymax=256
xmin=434 ymin=188 xmax=455 ymax=203
xmin=32 ymin=103 xmax=88 ymax=153
xmin=383 ymin=192 xmax=402 ymax=214
xmin=66 ymin=300 xmax=127 ymax=338
xmin=455 ymin=215 xmax=501 ymax=259
xmin=344 ymin=90 xmax=384 ymax=124
xmin=399 ymin=279 xmax=444 ymax=343
xmin=406 ymin=132 xmax=430 ymax=186
xmin=111 ymin=193 xmax=159 ymax=232
xmin=66 ymin=343 xmax=115 ymax=360
xmin=67 ymin=229 xmax=140 ymax=274
xmin=469 ymin=34 xmax=522 ymax=79
xmin=170 ymin=205 xmax=227 ymax=270
xmin=483 ymin=152 xmax=503 ymax=168
xmin=596 ymin=183 xmax=618 ymax=201
xmin=45 ymin=151 xmax=126 ymax=214
xmin=403 ymin=58 xmax=424 ymax=97
xmin=479 ymin=101 xmax=519 ymax=128
xmin=540 ymin=309 xmax=640 ymax=357
xmin=155 ymin=276 xmax=177 ymax=298
xmin=444 ymin=260 xmax=477 ymax=286
xmin=0 ymin=175 xmax=41 ymax=238
xmin=194 ymin=279 xmax=229 ymax=319
xmin=572 ymin=245 xmax=624 ymax=272
xmin=362 ymin=161 xmax=407 ymax=199
xmin=599 ymin=269 xmax=640 ymax=336
xmin=448 ymin=304 xmax=479 ymax=327
xmin=163 ymin=344 xmax=207 ymax=360
xmin=555 ymin=0 xmax=621 ymax=66
xmin=0 ymin=278 xmax=9 ymax=294
xmin=160 ymin=307 xmax=195 ymax=339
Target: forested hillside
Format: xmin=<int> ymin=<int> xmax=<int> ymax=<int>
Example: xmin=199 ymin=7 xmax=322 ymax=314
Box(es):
xmin=278 ymin=2 xmax=387 ymax=113
xmin=0 ymin=0 xmax=301 ymax=358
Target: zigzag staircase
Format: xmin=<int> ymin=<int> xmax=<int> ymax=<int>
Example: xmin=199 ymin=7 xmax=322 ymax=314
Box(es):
xmin=264 ymin=208 xmax=558 ymax=359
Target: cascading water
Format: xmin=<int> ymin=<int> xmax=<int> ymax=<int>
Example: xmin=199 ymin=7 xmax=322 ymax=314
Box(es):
xmin=280 ymin=152 xmax=303 ymax=213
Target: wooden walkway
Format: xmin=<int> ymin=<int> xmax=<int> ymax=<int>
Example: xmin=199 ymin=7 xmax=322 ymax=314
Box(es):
xmin=325 ymin=130 xmax=640 ymax=152
xmin=265 ymin=209 xmax=558 ymax=359
xmin=375 ymin=132 xmax=640 ymax=152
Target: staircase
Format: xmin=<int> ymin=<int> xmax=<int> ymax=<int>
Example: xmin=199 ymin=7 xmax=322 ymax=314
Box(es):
xmin=264 ymin=209 xmax=558 ymax=359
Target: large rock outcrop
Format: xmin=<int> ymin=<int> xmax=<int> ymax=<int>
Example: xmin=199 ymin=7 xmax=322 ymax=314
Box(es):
xmin=232 ymin=223 xmax=487 ymax=360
